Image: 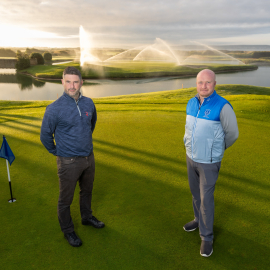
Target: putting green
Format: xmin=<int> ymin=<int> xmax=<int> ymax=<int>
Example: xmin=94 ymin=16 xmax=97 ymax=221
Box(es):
xmin=0 ymin=84 xmax=269 ymax=269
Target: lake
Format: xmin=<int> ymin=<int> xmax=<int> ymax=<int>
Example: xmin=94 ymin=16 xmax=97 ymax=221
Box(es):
xmin=0 ymin=67 xmax=270 ymax=101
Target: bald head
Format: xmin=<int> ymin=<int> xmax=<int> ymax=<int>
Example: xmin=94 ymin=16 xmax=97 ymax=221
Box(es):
xmin=196 ymin=69 xmax=216 ymax=102
xmin=197 ymin=69 xmax=216 ymax=81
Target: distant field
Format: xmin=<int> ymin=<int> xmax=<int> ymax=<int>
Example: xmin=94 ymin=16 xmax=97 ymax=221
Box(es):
xmin=1 ymin=48 xmax=270 ymax=66
xmin=0 ymin=84 xmax=269 ymax=270
xmin=0 ymin=57 xmax=16 ymax=59
xmin=242 ymin=58 xmax=270 ymax=65
xmin=52 ymin=56 xmax=76 ymax=61
xmin=19 ymin=61 xmax=257 ymax=80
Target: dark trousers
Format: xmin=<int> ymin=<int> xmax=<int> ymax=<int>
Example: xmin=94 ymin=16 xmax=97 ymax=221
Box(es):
xmin=56 ymin=153 xmax=95 ymax=233
xmin=186 ymin=155 xmax=221 ymax=241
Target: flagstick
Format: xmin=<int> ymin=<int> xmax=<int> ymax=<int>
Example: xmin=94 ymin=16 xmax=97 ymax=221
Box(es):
xmin=6 ymin=159 xmax=16 ymax=203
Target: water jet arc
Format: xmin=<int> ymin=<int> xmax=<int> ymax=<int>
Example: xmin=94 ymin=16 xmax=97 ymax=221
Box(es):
xmin=193 ymin=41 xmax=245 ymax=65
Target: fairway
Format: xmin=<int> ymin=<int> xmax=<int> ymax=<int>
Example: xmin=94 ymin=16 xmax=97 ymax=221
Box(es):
xmin=0 ymin=85 xmax=269 ymax=269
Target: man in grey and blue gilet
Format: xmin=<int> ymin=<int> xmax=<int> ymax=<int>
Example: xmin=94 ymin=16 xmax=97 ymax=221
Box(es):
xmin=40 ymin=66 xmax=105 ymax=248
xmin=183 ymin=69 xmax=239 ymax=257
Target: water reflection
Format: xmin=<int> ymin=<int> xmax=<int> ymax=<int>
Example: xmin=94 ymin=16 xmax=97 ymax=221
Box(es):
xmin=32 ymin=79 xmax=46 ymax=88
xmin=0 ymin=72 xmax=45 ymax=90
xmin=0 ymin=67 xmax=269 ymax=101
xmin=0 ymin=68 xmax=16 ymax=74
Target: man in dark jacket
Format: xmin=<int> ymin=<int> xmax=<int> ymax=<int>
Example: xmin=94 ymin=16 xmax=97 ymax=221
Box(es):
xmin=40 ymin=66 xmax=104 ymax=247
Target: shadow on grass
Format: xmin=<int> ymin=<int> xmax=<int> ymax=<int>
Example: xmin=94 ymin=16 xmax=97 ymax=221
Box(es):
xmin=212 ymin=226 xmax=269 ymax=269
xmin=0 ymin=136 xmax=193 ymax=269
xmin=0 ymin=116 xmax=42 ymax=133
xmin=0 ymin=113 xmax=42 ymax=121
xmin=221 ymin=161 xmax=270 ymax=191
xmin=218 ymin=171 xmax=270 ymax=201
xmin=92 ymin=149 xmax=269 ymax=269
xmin=1 ymin=131 xmax=269 ymax=269
xmin=1 ymin=122 xmax=41 ymax=137
xmin=94 ymin=138 xmax=186 ymax=167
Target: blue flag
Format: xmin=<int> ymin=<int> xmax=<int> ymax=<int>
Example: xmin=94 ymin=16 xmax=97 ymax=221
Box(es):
xmin=0 ymin=136 xmax=15 ymax=165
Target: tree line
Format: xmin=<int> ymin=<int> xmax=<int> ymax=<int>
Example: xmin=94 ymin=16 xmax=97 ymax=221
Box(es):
xmin=15 ymin=51 xmax=52 ymax=70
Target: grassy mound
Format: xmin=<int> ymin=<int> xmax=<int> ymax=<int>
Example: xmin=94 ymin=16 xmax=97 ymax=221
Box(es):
xmin=0 ymin=85 xmax=269 ymax=269
xmin=20 ymin=61 xmax=257 ymax=80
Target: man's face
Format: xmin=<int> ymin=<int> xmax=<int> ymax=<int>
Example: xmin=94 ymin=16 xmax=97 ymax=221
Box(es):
xmin=62 ymin=74 xmax=83 ymax=100
xmin=196 ymin=70 xmax=216 ymax=100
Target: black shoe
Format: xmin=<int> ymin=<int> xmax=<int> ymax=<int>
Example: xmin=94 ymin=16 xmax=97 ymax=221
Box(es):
xmin=200 ymin=240 xmax=213 ymax=257
xmin=64 ymin=231 xmax=82 ymax=247
xmin=183 ymin=220 xmax=199 ymax=232
xmin=82 ymin=216 xmax=105 ymax=228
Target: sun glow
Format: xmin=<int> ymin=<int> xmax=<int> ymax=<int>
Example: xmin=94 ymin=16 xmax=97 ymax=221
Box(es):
xmin=0 ymin=24 xmax=76 ymax=47
xmin=80 ymin=26 xmax=101 ymax=66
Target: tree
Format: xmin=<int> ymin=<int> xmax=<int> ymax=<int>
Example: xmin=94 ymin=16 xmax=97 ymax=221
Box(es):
xmin=25 ymin=48 xmax=31 ymax=54
xmin=15 ymin=51 xmax=30 ymax=70
xmin=30 ymin=52 xmax=44 ymax=65
xmin=43 ymin=52 xmax=52 ymax=61
xmin=16 ymin=50 xmax=22 ymax=58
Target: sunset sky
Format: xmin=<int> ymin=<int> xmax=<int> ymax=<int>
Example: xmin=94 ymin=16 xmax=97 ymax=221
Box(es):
xmin=1 ymin=0 xmax=270 ymax=48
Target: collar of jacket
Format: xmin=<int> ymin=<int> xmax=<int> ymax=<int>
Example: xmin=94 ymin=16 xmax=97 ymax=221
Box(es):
xmin=62 ymin=92 xmax=82 ymax=102
xmin=195 ymin=90 xmax=217 ymax=106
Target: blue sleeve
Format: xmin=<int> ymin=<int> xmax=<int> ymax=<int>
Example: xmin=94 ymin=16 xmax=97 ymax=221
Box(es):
xmin=91 ymin=104 xmax=97 ymax=133
xmin=40 ymin=106 xmax=57 ymax=155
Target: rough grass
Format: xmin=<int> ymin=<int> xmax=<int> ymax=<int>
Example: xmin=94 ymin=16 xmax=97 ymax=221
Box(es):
xmin=0 ymin=85 xmax=269 ymax=270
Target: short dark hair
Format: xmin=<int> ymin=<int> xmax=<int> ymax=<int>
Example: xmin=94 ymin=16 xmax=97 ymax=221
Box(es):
xmin=63 ymin=66 xmax=82 ymax=81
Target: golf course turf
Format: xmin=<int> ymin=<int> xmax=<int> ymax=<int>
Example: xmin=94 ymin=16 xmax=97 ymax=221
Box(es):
xmin=20 ymin=61 xmax=257 ymax=80
xmin=0 ymin=84 xmax=269 ymax=269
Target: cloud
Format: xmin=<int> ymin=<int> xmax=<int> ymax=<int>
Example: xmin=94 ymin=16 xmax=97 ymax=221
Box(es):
xmin=1 ymin=0 xmax=270 ymax=47
xmin=39 ymin=1 xmax=51 ymax=5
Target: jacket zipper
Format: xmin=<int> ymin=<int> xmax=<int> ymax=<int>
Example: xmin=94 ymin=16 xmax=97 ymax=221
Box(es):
xmin=75 ymin=100 xmax=81 ymax=117
xmin=191 ymin=98 xmax=203 ymax=159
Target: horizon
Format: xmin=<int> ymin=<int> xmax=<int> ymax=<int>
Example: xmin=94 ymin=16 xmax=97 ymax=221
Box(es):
xmin=2 ymin=44 xmax=270 ymax=50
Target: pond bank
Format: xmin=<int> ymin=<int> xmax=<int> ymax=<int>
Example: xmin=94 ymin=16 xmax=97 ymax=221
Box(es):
xmin=1 ymin=66 xmax=269 ymax=100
